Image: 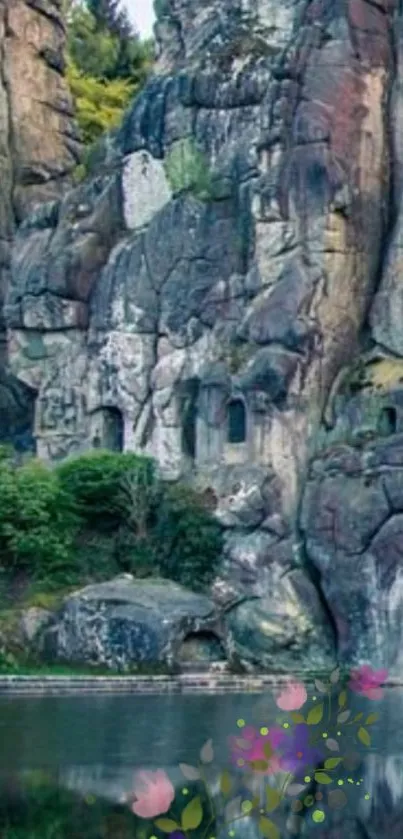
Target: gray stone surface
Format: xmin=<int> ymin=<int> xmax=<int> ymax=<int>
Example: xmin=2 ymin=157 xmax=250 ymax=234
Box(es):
xmin=4 ymin=0 xmax=403 ymax=673
xmin=301 ymin=435 xmax=403 ymax=679
xmin=39 ymin=576 xmax=221 ymax=671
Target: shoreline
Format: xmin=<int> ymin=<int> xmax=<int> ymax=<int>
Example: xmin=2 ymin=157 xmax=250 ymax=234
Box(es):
xmin=0 ymin=673 xmax=398 ymax=696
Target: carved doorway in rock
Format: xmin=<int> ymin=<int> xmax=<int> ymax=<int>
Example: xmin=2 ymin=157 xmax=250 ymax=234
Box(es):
xmin=227 ymin=398 xmax=247 ymax=444
xmin=91 ymin=407 xmax=124 ymax=452
xmin=180 ymin=378 xmax=199 ymax=461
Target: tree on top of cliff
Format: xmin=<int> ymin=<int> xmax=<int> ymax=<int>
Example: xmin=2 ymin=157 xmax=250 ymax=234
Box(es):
xmin=66 ymin=0 xmax=152 ymax=145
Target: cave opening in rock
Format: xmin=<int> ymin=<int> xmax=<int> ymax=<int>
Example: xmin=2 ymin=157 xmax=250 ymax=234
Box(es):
xmin=178 ymin=631 xmax=226 ymax=664
xmin=91 ymin=407 xmax=124 ymax=451
xmin=180 ymin=378 xmax=199 ymax=460
xmin=378 ymin=406 xmax=397 ymax=437
xmin=227 ymin=398 xmax=246 ymax=444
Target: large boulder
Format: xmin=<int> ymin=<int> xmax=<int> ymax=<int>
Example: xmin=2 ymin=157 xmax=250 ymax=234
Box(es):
xmin=225 ymin=569 xmax=336 ymax=674
xmin=39 ymin=575 xmax=222 ymax=671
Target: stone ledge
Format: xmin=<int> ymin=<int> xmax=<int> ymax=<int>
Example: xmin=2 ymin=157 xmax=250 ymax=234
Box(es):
xmin=0 ymin=673 xmax=293 ymax=695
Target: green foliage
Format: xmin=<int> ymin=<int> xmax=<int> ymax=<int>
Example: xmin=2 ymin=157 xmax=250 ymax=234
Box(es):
xmin=0 ymin=458 xmax=76 ymax=578
xmin=164 ymin=139 xmax=214 ymax=200
xmin=65 ymin=1 xmax=153 ymax=146
xmin=0 ymin=451 xmax=221 ymax=594
xmin=154 ymin=484 xmax=223 ymax=590
xmin=56 ymin=450 xmax=155 ymax=527
xmin=66 ymin=59 xmax=134 ymax=144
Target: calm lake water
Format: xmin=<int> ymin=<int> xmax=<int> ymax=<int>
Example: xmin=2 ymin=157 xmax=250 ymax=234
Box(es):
xmin=0 ymin=689 xmax=402 ymax=838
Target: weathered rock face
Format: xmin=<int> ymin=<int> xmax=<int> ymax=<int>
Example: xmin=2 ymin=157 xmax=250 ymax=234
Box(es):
xmin=39 ymin=576 xmax=222 ymax=670
xmin=302 ymin=435 xmax=403 ymax=680
xmin=5 ymin=0 xmax=403 ymax=672
xmin=0 ymin=0 xmax=80 ymax=448
xmin=0 ymin=0 xmax=80 ymax=222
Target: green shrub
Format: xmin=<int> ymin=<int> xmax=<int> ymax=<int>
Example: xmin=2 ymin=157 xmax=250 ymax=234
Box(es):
xmin=56 ymin=450 xmax=155 ymax=528
xmin=154 ymin=484 xmax=223 ymax=590
xmin=164 ymin=138 xmax=214 ymax=200
xmin=0 ymin=450 xmax=222 ymax=594
xmin=0 ymin=459 xmax=76 ymax=578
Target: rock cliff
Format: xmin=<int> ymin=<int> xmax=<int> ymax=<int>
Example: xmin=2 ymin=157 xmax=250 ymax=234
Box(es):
xmin=4 ymin=0 xmax=403 ymax=674
xmin=0 ymin=0 xmax=80 ymax=447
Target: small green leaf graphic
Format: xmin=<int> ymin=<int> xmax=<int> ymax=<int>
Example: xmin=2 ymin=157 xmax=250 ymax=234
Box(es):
xmin=180 ymin=763 xmax=201 ymax=781
xmin=358 ymin=727 xmax=371 ymax=747
xmin=314 ymin=772 xmax=332 ymax=785
xmin=330 ymin=667 xmax=340 ymax=685
xmin=290 ymin=713 xmax=305 ymax=724
xmin=259 ymin=816 xmax=280 ymax=839
xmin=200 ymin=739 xmax=214 ymax=764
xmin=337 ymin=710 xmax=351 ymax=724
xmin=220 ymin=770 xmax=232 ymax=796
xmin=263 ymin=741 xmax=274 ymax=759
xmin=325 ymin=738 xmax=340 ymax=752
xmin=266 ymin=787 xmax=281 ymax=813
xmin=324 ymin=758 xmax=342 ymax=769
xmin=181 ymin=796 xmax=203 ymax=831
xmin=315 ymin=679 xmax=327 ymax=694
xmin=353 ymin=713 xmax=364 ymax=722
xmin=155 ymin=819 xmax=179 ymax=833
xmin=338 ymin=691 xmax=347 ymax=708
xmin=366 ymin=713 xmax=379 ymax=725
xmin=249 ymin=759 xmax=268 ymax=772
xmin=307 ymin=703 xmax=324 ymax=725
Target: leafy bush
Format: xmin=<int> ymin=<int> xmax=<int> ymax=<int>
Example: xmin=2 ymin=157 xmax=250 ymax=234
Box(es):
xmin=154 ymin=484 xmax=223 ymax=590
xmin=56 ymin=450 xmax=155 ymax=528
xmin=164 ymin=138 xmax=214 ymax=200
xmin=66 ymin=60 xmax=135 ymax=144
xmin=0 ymin=450 xmax=222 ymax=593
xmin=0 ymin=458 xmax=76 ymax=578
xmin=65 ymin=1 xmax=153 ymax=146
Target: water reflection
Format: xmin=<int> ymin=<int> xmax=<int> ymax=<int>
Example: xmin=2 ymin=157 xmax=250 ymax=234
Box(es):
xmin=0 ymin=683 xmax=402 ymax=837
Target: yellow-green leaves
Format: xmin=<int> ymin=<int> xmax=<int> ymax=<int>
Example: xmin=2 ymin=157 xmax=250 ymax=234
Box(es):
xmin=249 ymin=759 xmax=269 ymax=772
xmin=181 ymin=796 xmax=203 ymax=830
xmin=338 ymin=691 xmax=347 ymax=708
xmin=265 ymin=787 xmax=281 ymax=813
xmin=314 ymin=772 xmax=332 ymax=785
xmin=263 ymin=740 xmax=274 ymax=759
xmin=324 ymin=758 xmax=342 ymax=770
xmin=307 ymin=703 xmax=324 ymax=725
xmin=357 ymin=727 xmax=371 ymax=747
xmin=259 ymin=816 xmax=280 ymax=839
xmin=220 ymin=769 xmax=232 ymax=796
xmin=366 ymin=713 xmax=379 ymax=725
xmin=290 ymin=713 xmax=305 ymax=724
xmin=155 ymin=819 xmax=179 ymax=833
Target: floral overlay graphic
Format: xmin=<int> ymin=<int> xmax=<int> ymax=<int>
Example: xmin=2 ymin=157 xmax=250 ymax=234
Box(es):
xmin=130 ymin=666 xmax=387 ymax=839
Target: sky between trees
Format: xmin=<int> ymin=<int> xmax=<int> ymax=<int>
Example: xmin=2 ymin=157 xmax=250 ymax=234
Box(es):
xmin=126 ymin=0 xmax=155 ymax=37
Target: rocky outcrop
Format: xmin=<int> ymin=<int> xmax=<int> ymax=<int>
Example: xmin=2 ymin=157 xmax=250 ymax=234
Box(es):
xmin=0 ymin=0 xmax=80 ymax=449
xmin=39 ymin=576 xmax=223 ymax=671
xmin=5 ymin=0 xmax=403 ymax=672
xmin=302 ymin=434 xmax=403 ymax=680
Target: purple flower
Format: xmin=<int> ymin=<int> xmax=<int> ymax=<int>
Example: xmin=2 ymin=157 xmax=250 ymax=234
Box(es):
xmin=279 ymin=725 xmax=323 ymax=778
xmin=170 ymin=833 xmax=186 ymax=839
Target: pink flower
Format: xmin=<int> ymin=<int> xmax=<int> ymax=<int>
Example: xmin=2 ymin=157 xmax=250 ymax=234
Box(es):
xmin=131 ymin=770 xmax=175 ymax=818
xmin=229 ymin=725 xmax=285 ymax=774
xmin=276 ymin=681 xmax=308 ymax=711
xmin=348 ymin=665 xmax=388 ymax=700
